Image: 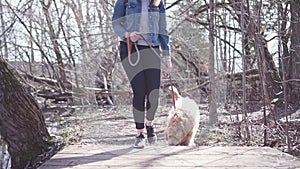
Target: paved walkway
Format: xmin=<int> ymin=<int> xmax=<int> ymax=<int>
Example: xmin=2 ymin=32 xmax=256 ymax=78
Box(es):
xmin=39 ymin=144 xmax=300 ymax=169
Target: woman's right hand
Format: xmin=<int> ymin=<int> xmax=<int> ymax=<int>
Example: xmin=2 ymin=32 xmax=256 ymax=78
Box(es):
xmin=129 ymin=31 xmax=141 ymax=42
xmin=163 ymin=56 xmax=172 ymax=73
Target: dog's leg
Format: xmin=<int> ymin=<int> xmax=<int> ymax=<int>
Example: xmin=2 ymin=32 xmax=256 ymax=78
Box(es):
xmin=179 ymin=129 xmax=194 ymax=146
xmin=188 ymin=133 xmax=196 ymax=146
xmin=164 ymin=129 xmax=169 ymax=141
xmin=189 ymin=120 xmax=199 ymax=146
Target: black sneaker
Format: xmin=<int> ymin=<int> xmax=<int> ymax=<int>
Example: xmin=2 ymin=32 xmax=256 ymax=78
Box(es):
xmin=133 ymin=134 xmax=145 ymax=149
xmin=146 ymin=125 xmax=157 ymax=144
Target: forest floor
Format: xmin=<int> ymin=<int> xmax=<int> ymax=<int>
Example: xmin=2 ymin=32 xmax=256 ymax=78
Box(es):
xmin=42 ymin=100 xmax=300 ymax=161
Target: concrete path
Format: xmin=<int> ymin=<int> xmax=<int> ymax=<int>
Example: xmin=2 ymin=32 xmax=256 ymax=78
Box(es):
xmin=39 ymin=144 xmax=300 ymax=169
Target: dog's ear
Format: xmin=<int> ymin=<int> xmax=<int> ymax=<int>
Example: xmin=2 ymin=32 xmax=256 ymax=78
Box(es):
xmin=169 ymin=86 xmax=181 ymax=101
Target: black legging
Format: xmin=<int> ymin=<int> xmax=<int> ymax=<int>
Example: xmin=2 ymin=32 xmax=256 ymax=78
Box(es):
xmin=119 ymin=41 xmax=161 ymax=129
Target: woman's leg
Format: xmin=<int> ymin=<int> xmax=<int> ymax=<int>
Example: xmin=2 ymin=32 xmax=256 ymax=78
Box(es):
xmin=143 ymin=47 xmax=161 ymax=123
xmin=145 ymin=68 xmax=160 ymax=122
xmin=119 ymin=42 xmax=147 ymax=131
xmin=140 ymin=46 xmax=161 ymax=144
xmin=130 ymin=71 xmax=147 ymax=130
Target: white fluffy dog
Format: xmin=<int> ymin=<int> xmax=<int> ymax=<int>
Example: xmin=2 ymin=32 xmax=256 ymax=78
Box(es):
xmin=164 ymin=86 xmax=200 ymax=146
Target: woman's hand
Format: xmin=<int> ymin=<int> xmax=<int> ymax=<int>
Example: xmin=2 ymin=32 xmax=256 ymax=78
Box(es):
xmin=129 ymin=31 xmax=141 ymax=42
xmin=162 ymin=56 xmax=172 ymax=73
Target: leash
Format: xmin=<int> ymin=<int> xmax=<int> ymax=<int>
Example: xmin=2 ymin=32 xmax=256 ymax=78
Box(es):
xmin=168 ymin=74 xmax=176 ymax=110
xmin=126 ymin=35 xmax=176 ymax=109
xmin=126 ymin=38 xmax=140 ymax=66
xmin=138 ymin=35 xmax=177 ymax=110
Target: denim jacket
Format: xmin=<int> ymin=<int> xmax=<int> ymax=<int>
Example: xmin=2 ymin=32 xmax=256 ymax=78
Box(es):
xmin=112 ymin=0 xmax=170 ymax=56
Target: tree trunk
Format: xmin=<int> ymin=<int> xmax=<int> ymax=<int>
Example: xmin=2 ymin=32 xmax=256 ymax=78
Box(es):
xmin=0 ymin=0 xmax=8 ymax=60
xmin=256 ymin=39 xmax=282 ymax=99
xmin=0 ymin=59 xmax=51 ymax=169
xmin=289 ymin=0 xmax=300 ymax=102
xmin=40 ymin=0 xmax=67 ymax=86
xmin=229 ymin=0 xmax=282 ymax=100
xmin=209 ymin=0 xmax=218 ymax=124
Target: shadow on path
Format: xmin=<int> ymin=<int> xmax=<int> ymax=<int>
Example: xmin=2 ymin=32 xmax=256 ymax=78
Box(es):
xmin=48 ymin=146 xmax=134 ymax=167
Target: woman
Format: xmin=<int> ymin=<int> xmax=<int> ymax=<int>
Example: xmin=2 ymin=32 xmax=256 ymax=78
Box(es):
xmin=112 ymin=0 xmax=172 ymax=148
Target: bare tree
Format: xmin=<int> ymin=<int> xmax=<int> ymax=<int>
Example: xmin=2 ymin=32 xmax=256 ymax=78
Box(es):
xmin=209 ymin=0 xmax=218 ymax=124
xmin=288 ymin=0 xmax=300 ymax=103
xmin=240 ymin=0 xmax=250 ymax=142
xmin=278 ymin=0 xmax=291 ymax=153
xmin=40 ymin=0 xmax=67 ymax=85
xmin=0 ymin=0 xmax=9 ymax=60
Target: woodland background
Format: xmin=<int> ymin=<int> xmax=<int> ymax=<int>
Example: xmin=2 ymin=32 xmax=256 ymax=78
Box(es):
xmin=0 ymin=0 xmax=299 ymax=168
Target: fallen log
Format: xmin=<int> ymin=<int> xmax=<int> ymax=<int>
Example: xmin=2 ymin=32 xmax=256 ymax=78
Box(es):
xmin=36 ymin=90 xmax=73 ymax=105
xmin=23 ymin=73 xmax=59 ymax=87
xmin=226 ymin=69 xmax=260 ymax=81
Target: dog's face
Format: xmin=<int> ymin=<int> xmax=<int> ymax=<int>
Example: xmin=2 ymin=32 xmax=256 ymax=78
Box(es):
xmin=165 ymin=114 xmax=186 ymax=145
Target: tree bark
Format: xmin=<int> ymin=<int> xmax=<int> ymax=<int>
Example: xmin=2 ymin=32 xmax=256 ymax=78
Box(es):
xmin=0 ymin=59 xmax=51 ymax=169
xmin=209 ymin=0 xmax=218 ymax=124
xmin=289 ymin=0 xmax=300 ymax=102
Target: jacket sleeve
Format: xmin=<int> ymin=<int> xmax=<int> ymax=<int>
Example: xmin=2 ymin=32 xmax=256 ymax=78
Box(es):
xmin=158 ymin=0 xmax=171 ymax=57
xmin=112 ymin=0 xmax=127 ymax=39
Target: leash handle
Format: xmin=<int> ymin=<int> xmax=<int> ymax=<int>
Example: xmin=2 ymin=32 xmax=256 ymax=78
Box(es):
xmin=127 ymin=37 xmax=132 ymax=56
xmin=127 ymin=37 xmax=140 ymax=66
